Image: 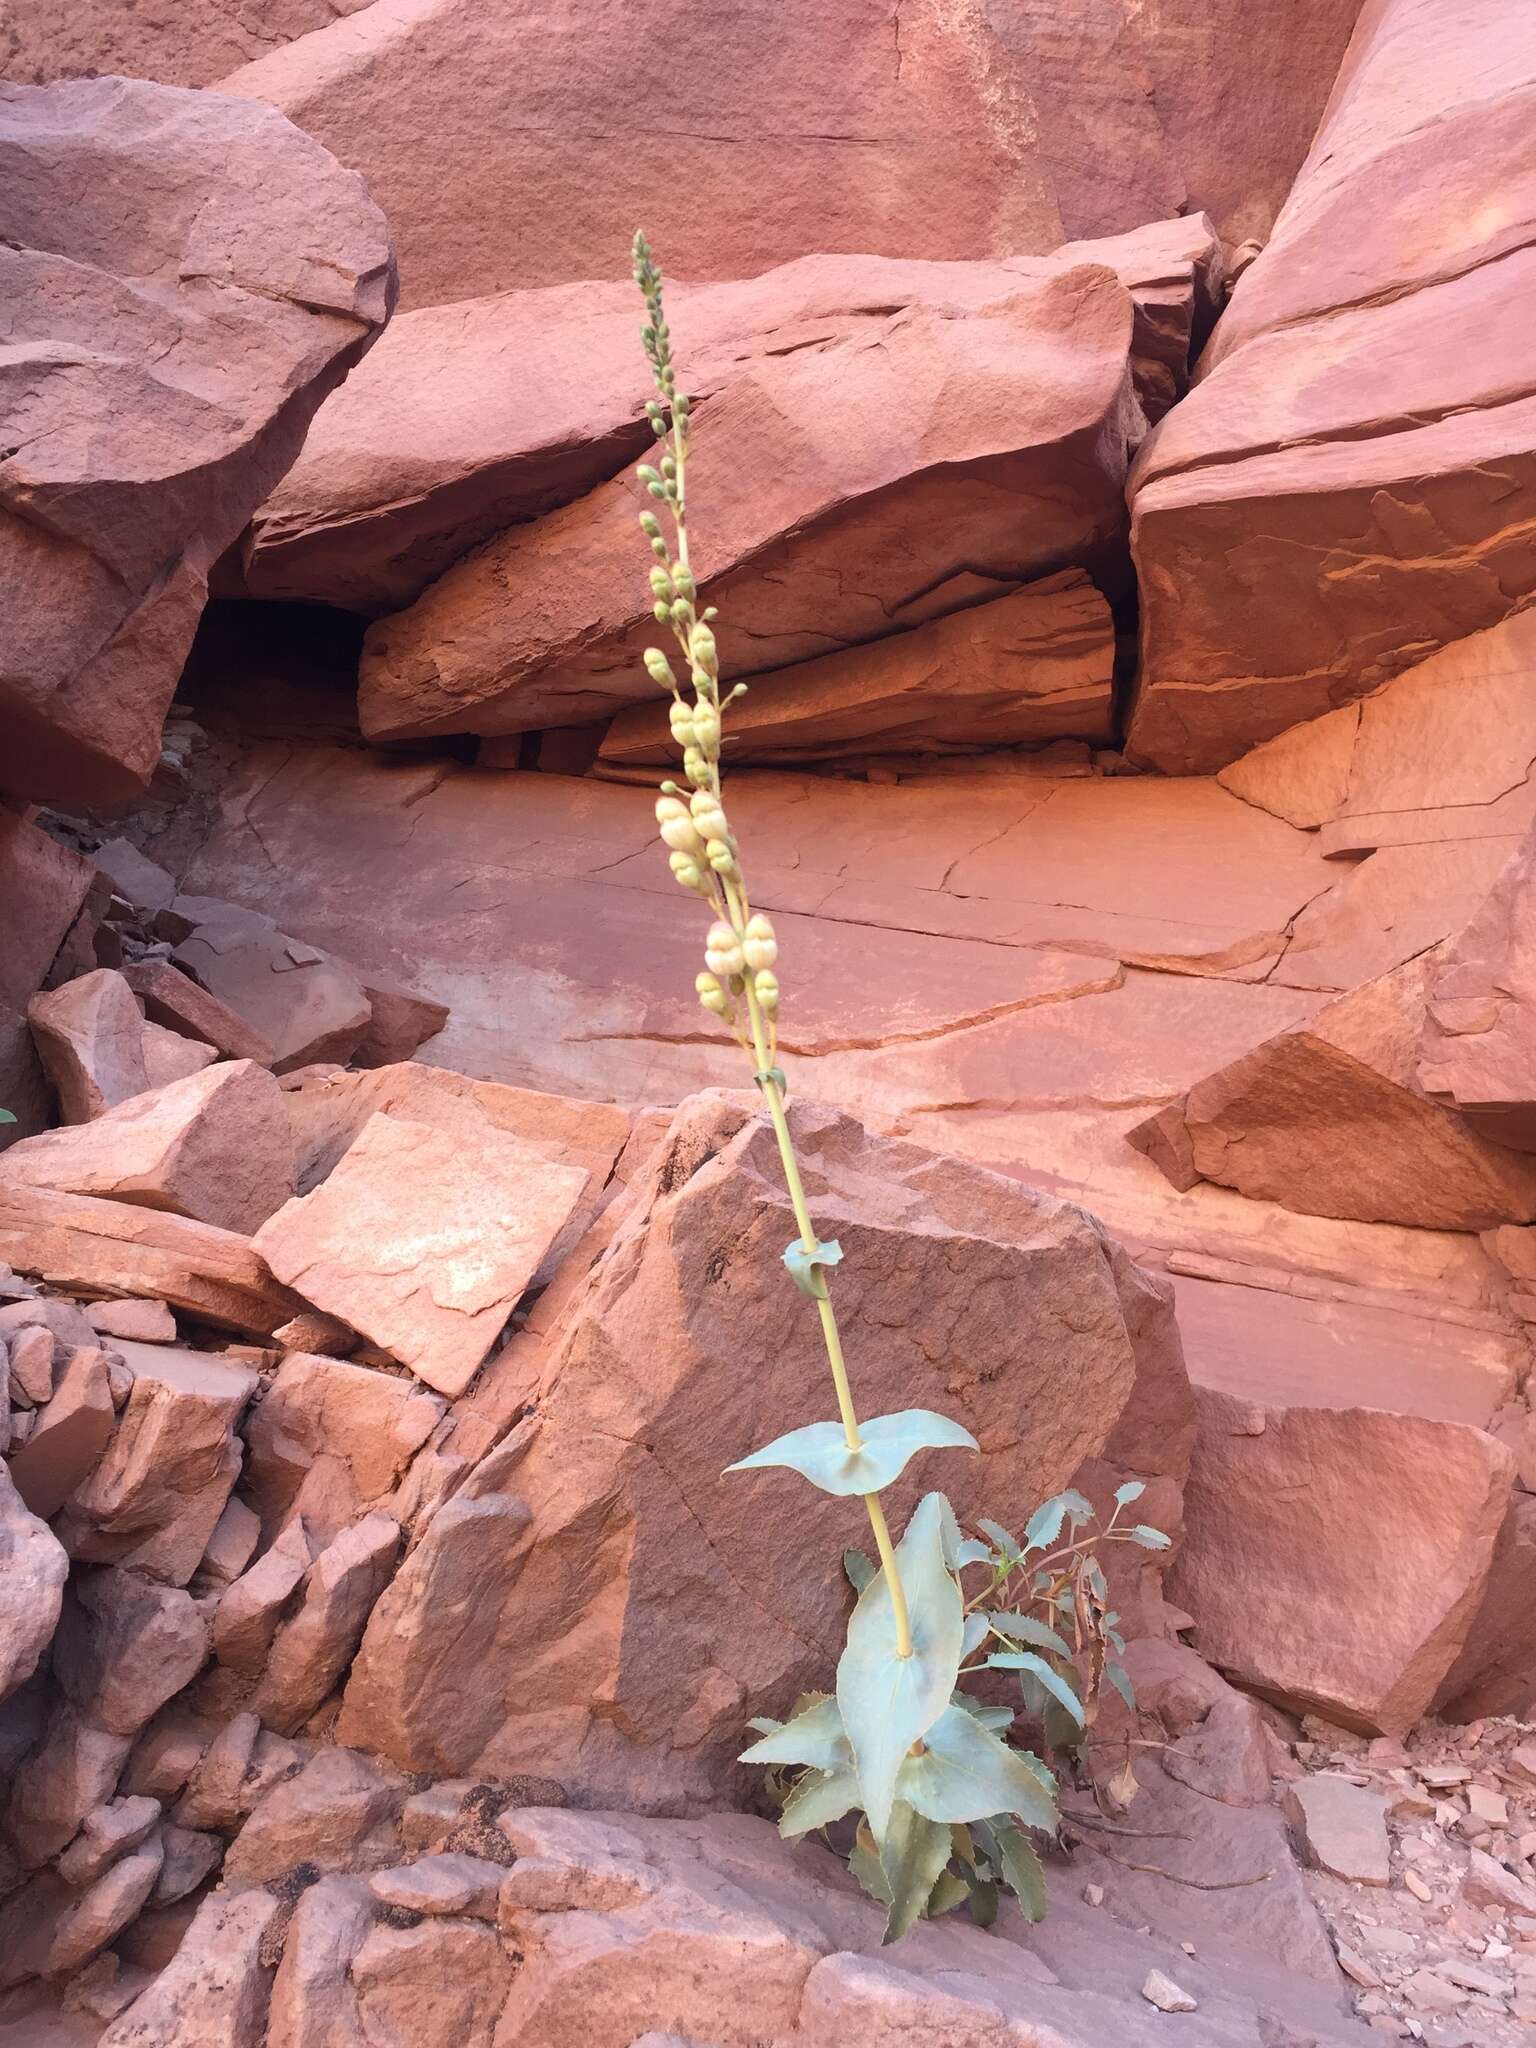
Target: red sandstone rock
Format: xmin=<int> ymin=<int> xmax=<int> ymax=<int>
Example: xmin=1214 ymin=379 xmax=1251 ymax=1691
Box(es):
xmin=1418 ymin=825 xmax=1536 ymax=1151
xmin=214 ymin=1521 xmax=313 ymax=1676
xmin=87 ymin=1299 xmax=176 ymax=1345
xmin=250 ymin=1511 xmax=401 ymax=1734
xmin=0 ymin=76 xmax=394 ymax=806
xmin=6 ymin=1704 xmax=133 ymax=1868
xmin=353 ymin=982 xmax=450 ymax=1068
xmin=8 ymin=1344 xmax=117 ymax=1521
xmin=216 ymin=0 xmax=1352 ymax=307
xmin=339 ymin=1093 xmax=1185 ymax=1807
xmin=1126 ymin=0 xmax=1536 ymax=773
xmin=95 ymin=1886 xmax=280 ymax=2047
xmin=2 ymin=0 xmax=377 ymax=87
xmin=255 ymin=1112 xmax=590 ymax=1397
xmin=54 ymin=1568 xmax=209 ymax=1737
xmin=601 ymin=571 xmax=1115 ymax=768
xmin=265 ymin=1872 xmax=378 ymax=2048
xmin=223 ymin=1744 xmax=403 ymax=1886
xmin=173 ymin=910 xmax=372 ymax=1074
xmin=28 ymin=970 xmax=153 ymax=1124
xmin=357 ymin=266 xmax=1139 ymax=739
xmin=0 ymin=810 xmax=98 ymax=1142
xmin=122 ymin=960 xmax=276 ymax=1067
xmin=0 ymin=1059 xmax=296 ymax=1233
xmin=1169 ymin=1389 xmax=1516 ymax=1735
xmin=0 ymin=1185 xmax=305 ymax=1337
xmin=242 ymin=1350 xmax=443 ymax=1541
xmin=140 ymin=1021 xmax=218 ymax=1092
xmin=55 ymin=1795 xmax=162 ymax=1888
xmin=354 ymin=1915 xmax=510 ymax=2046
xmin=0 ymin=1459 xmax=67 ymax=1702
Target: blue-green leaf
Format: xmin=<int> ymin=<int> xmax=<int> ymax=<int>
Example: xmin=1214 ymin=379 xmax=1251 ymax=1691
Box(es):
xmin=745 ymin=1715 xmax=781 ymax=1737
xmin=987 ymin=1652 xmax=1085 ymax=1727
xmin=782 ymin=1236 xmax=843 ymax=1298
xmin=1114 ymin=1480 xmax=1146 ymax=1507
xmin=897 ymin=1704 xmax=1058 ymax=1831
xmin=844 ymin=1549 xmax=876 ymax=1593
xmin=778 ymin=1764 xmax=862 ymax=1838
xmin=952 ymin=1693 xmax=1014 ymax=1736
xmin=729 ymin=1410 xmax=978 ymax=1497
xmin=1126 ymin=1524 xmax=1171 ymax=1550
xmin=847 ymin=1823 xmax=890 ymax=1907
xmin=837 ymin=1492 xmax=964 ymax=1845
xmin=739 ymin=1693 xmax=848 ymax=1769
xmin=977 ymin=1517 xmax=1020 ymax=1559
xmin=961 ymin=1612 xmax=989 ymax=1660
xmin=953 ymin=1537 xmax=993 ymax=1567
xmin=0 ymin=1109 xmax=15 ymax=1126
xmin=1105 ymin=1661 xmax=1136 ymax=1711
xmin=1023 ymin=1496 xmax=1068 ymax=1553
xmin=926 ymin=1868 xmax=970 ymax=1919
xmin=877 ymin=1801 xmax=953 ymax=1944
xmin=995 ymin=1824 xmax=1049 ymax=1922
xmin=986 ymin=1612 xmax=1071 ymax=1657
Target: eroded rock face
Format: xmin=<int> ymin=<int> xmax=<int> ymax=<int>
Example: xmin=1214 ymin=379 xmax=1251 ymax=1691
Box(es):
xmin=338 ymin=1093 xmax=1186 ymax=1808
xmin=0 ymin=1459 xmax=67 ymax=1703
xmin=357 ymin=265 xmax=1140 ymax=739
xmin=1126 ymin=0 xmax=1536 ymax=772
xmin=215 ymin=0 xmax=1356 ymax=307
xmin=1418 ymin=825 xmax=1536 ymax=1151
xmin=0 ymin=810 xmax=98 ymax=1144
xmin=0 ymin=75 xmax=394 ymax=806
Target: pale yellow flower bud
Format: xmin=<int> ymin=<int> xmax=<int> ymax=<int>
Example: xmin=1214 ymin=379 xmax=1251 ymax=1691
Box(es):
xmin=668 ymin=699 xmax=695 ymax=746
xmin=645 ymin=648 xmax=676 ymax=690
xmin=689 ymin=622 xmax=718 ymax=675
xmin=691 ymin=702 xmax=721 ymax=752
xmin=695 ymin=971 xmax=730 ymax=1017
xmin=688 ymin=789 xmax=730 ymax=842
xmin=743 ymin=913 xmax=777 ymax=971
xmin=706 ymin=841 xmax=738 ymax=877
xmin=656 ymin=794 xmax=703 ymax=856
xmin=704 ymin=920 xmax=745 ymax=978
xmin=669 ymin=851 xmax=704 ymax=890
xmin=754 ymin=968 xmax=779 ymax=1015
xmin=682 ymin=747 xmax=709 ymax=786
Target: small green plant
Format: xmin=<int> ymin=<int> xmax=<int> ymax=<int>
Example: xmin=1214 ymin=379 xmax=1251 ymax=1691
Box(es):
xmin=629 ymin=233 xmax=1165 ymax=1940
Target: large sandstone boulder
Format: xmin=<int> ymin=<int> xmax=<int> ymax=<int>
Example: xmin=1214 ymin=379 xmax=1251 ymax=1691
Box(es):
xmin=1 ymin=0 xmax=376 ymax=88
xmin=1418 ymin=824 xmax=1536 ymax=1151
xmin=0 ymin=76 xmax=394 ymax=806
xmin=357 ymin=264 xmax=1140 ymax=739
xmin=243 ymin=224 xmax=1219 ymax=615
xmin=214 ymin=0 xmax=1357 ymax=307
xmin=0 ymin=1460 xmax=68 ymax=1703
xmin=0 ymin=809 xmax=97 ymax=1142
xmin=337 ymin=1093 xmax=1188 ymax=1809
xmin=1126 ymin=0 xmax=1536 ymax=772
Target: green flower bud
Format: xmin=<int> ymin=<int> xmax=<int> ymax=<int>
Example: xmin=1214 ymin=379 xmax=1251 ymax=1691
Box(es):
xmin=691 ymin=703 xmax=721 ymax=752
xmin=743 ymin=913 xmax=777 ymax=972
xmin=695 ymin=971 xmax=730 ymax=1018
xmin=668 ymin=700 xmax=695 ymax=746
xmin=646 ymin=482 xmax=668 ymax=501
xmin=639 ymin=512 xmax=662 ymax=538
xmin=653 ymin=600 xmax=671 ymax=622
xmin=689 ymin=623 xmax=718 ymax=675
xmin=651 ymin=537 xmax=669 ymax=560
xmin=670 ymin=598 xmax=691 ymax=625
xmin=644 ymin=648 xmax=676 ymax=689
xmin=661 ymin=455 xmax=677 ymax=480
xmin=706 ymin=840 xmax=738 ymax=877
xmin=671 ymin=565 xmax=696 ymax=600
xmin=754 ymin=968 xmax=780 ymax=1015
xmin=704 ymin=921 xmax=745 ymax=979
xmin=682 ymin=747 xmax=708 ymax=786
xmin=669 ymin=851 xmax=704 ymax=891
xmin=637 ymin=464 xmax=661 ymax=486
xmin=649 ymin=566 xmax=674 ymax=599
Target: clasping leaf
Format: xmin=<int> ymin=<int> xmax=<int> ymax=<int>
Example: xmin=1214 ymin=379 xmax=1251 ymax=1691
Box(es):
xmin=726 ymin=1410 xmax=978 ymax=1497
xmin=897 ymin=1703 xmax=1058 ymax=1832
xmin=782 ymin=1236 xmax=842 ymax=1298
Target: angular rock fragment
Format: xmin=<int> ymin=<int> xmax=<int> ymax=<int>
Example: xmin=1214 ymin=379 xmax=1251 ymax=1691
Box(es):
xmin=95 ymin=1886 xmax=281 ymax=2047
xmin=123 ymin=959 xmax=276 ymax=1066
xmin=0 ymin=811 xmax=99 ymax=1142
xmin=54 ymin=1568 xmax=209 ymax=1736
xmin=28 ymin=970 xmax=152 ymax=1124
xmin=87 ymin=1298 xmax=177 ymax=1345
xmin=8 ymin=1343 xmax=117 ymax=1519
xmin=91 ymin=840 xmax=177 ymax=915
xmin=1283 ymin=1776 xmax=1391 ymax=1886
xmin=254 ymin=1112 xmax=589 ymax=1396
xmin=0 ymin=1059 xmax=296 ymax=1233
xmin=224 ymin=1745 xmax=403 ymax=1885
xmin=173 ymin=1712 xmax=260 ymax=1834
xmin=1419 ymin=825 xmax=1536 ymax=1151
xmin=250 ymin=1510 xmax=401 ymax=1734
xmin=56 ymin=1795 xmax=163 ymax=1887
xmin=0 ymin=75 xmax=394 ymax=807
xmin=265 ymin=1872 xmax=376 ymax=2048
xmin=357 ymin=265 xmax=1140 ymax=738
xmin=7 ymin=1704 xmax=134 ymax=1868
xmin=149 ymin=1821 xmax=223 ymax=1906
xmin=0 ymin=1184 xmax=306 ymax=1335
xmin=140 ymin=1020 xmax=218 ymax=1091
xmin=0 ymin=1459 xmax=68 ymax=1701
xmin=353 ymin=1915 xmax=510 ymax=2046
xmin=600 ymin=570 xmax=1115 ymax=767
xmin=242 ymin=1350 xmax=443 ymax=1539
xmin=353 ymin=983 xmax=451 ymax=1067
xmin=47 ymin=1836 xmax=165 ymax=1978
xmin=174 ymin=909 xmax=373 ymax=1073
xmin=213 ymin=1522 xmax=313 ymax=1675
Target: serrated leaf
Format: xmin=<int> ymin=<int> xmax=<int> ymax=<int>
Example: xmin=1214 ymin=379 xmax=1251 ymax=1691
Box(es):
xmin=782 ymin=1235 xmax=843 ymax=1298
xmin=960 ymin=1611 xmax=989 ymax=1660
xmin=745 ymin=1716 xmax=781 ymax=1737
xmin=897 ymin=1703 xmax=1058 ymax=1832
xmin=952 ymin=1694 xmax=1015 ymax=1736
xmin=877 ymin=1801 xmax=953 ymax=1944
xmin=739 ymin=1693 xmax=848 ymax=1769
xmin=953 ymin=1537 xmax=993 ymax=1567
xmin=1104 ymin=1661 xmax=1136 ymax=1711
xmin=847 ymin=1822 xmax=890 ymax=1907
xmin=837 ymin=1492 xmax=964 ymax=1845
xmin=995 ymin=1825 xmax=1049 ymax=1922
xmin=986 ymin=1612 xmax=1071 ymax=1657
xmin=964 ymin=1871 xmax=1000 ymax=1927
xmin=925 ymin=1868 xmax=970 ymax=1919
xmin=1114 ymin=1480 xmax=1146 ymax=1507
xmin=1084 ymin=1557 xmax=1107 ymax=1601
xmin=1023 ymin=1495 xmax=1068 ymax=1553
xmin=977 ymin=1517 xmax=1020 ymax=1559
xmin=844 ymin=1549 xmax=876 ymax=1594
xmin=1126 ymin=1524 xmax=1171 ymax=1550
xmin=727 ymin=1410 xmax=978 ymax=1497
xmin=778 ymin=1764 xmax=862 ymax=1838
xmin=987 ymin=1652 xmax=1085 ymax=1727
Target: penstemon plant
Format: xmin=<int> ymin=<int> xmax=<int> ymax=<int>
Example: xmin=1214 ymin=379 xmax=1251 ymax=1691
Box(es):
xmin=629 ymin=233 xmax=1165 ymax=1941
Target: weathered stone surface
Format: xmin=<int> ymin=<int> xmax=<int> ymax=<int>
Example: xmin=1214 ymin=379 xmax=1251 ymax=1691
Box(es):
xmin=58 ymin=1343 xmax=258 ymax=1584
xmin=1 ymin=0 xmax=377 ymax=88
xmin=1170 ymin=1389 xmax=1516 ymax=1735
xmin=217 ymin=0 xmax=1354 ymax=307
xmin=339 ymin=1093 xmax=1184 ymax=1807
xmin=213 ymin=1521 xmax=313 ymax=1676
xmin=96 ymin=1886 xmax=280 ymax=2047
xmin=7 ymin=1318 xmax=56 ymax=1403
xmin=87 ymin=1298 xmax=176 ymax=1345
xmin=8 ymin=1343 xmax=116 ymax=1520
xmin=172 ymin=1711 xmax=260 ymax=1834
xmin=0 ymin=76 xmax=393 ymax=806
xmin=224 ymin=1745 xmax=403 ymax=1886
xmin=250 ymin=1511 xmax=401 ymax=1734
xmin=150 ymin=1821 xmax=223 ymax=1906
xmin=140 ymin=1019 xmax=219 ymax=1092
xmin=0 ymin=1059 xmax=296 ymax=1233
xmin=0 ymin=1184 xmax=305 ymax=1336
xmin=195 ymin=1493 xmax=261 ymax=1591
xmin=370 ymin=1853 xmax=501 ymax=1919
xmin=1419 ymin=824 xmax=1536 ymax=1150
xmin=28 ymin=970 xmax=153 ymax=1125
xmin=46 ymin=1836 xmax=165 ymax=1978
xmin=353 ymin=982 xmax=450 ymax=1068
xmin=56 ymin=1795 xmax=162 ymax=1888
xmin=243 ymin=1350 xmax=443 ymax=1539
xmin=1126 ymin=0 xmax=1536 ymax=772
xmin=122 ymin=960 xmax=276 ymax=1066
xmin=265 ymin=1872 xmax=377 ymax=2048
xmin=1283 ymin=1776 xmax=1392 ymax=1886
xmin=602 ymin=571 xmax=1115 ymax=767
xmin=0 ymin=1459 xmax=67 ymax=1701
xmin=90 ymin=839 xmax=177 ymax=913
xmin=0 ymin=810 xmax=98 ymax=1143
xmin=1130 ymin=951 xmax=1536 ymax=1228
xmin=174 ymin=909 xmax=372 ymax=1074
xmin=7 ymin=1704 xmax=133 ymax=1868
xmin=1436 ymin=1493 xmax=1536 ymax=1722
xmin=255 ymin=1112 xmax=590 ymax=1397
xmin=54 ymin=1568 xmax=208 ymax=1736
xmin=353 ymin=1915 xmax=510 ymax=2047
xmin=358 ymin=265 xmax=1140 ymax=739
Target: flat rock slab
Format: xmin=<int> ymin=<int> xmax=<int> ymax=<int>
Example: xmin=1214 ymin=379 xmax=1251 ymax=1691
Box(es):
xmin=123 ymin=960 xmax=276 ymax=1066
xmin=173 ymin=910 xmax=372 ymax=1073
xmin=254 ymin=1111 xmax=590 ymax=1396
xmin=1283 ymin=1775 xmax=1392 ymax=1886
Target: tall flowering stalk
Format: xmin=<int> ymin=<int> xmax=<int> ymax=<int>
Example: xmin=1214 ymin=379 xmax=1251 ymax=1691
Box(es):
xmin=628 ymin=233 xmax=1163 ymax=1941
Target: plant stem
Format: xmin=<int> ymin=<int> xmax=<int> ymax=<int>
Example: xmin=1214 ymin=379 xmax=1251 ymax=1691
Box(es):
xmin=743 ymin=982 xmax=914 ymax=1659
